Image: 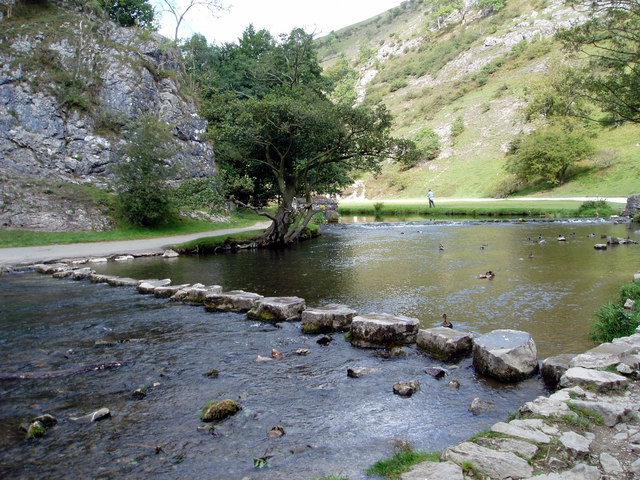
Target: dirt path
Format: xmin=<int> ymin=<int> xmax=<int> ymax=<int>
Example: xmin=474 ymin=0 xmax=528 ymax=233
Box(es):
xmin=0 ymin=221 xmax=272 ymax=267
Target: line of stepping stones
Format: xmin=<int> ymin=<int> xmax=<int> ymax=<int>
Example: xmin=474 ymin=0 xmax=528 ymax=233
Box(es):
xmin=31 ymin=259 xmax=542 ymax=386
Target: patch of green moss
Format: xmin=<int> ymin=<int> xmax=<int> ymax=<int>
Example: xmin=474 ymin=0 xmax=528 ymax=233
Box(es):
xmin=200 ymin=399 xmax=240 ymax=422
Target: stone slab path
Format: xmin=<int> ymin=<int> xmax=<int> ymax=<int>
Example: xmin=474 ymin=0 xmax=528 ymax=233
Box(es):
xmin=0 ymin=221 xmax=271 ymax=267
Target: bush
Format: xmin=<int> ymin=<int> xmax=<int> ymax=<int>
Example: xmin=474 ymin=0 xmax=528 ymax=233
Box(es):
xmin=112 ymin=116 xmax=176 ymax=227
xmin=620 ymin=280 xmax=640 ymax=304
xmin=590 ymin=302 xmax=638 ymax=343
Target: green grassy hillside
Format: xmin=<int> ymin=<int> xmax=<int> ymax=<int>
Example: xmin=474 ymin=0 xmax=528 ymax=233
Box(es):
xmin=316 ymin=0 xmax=640 ymax=199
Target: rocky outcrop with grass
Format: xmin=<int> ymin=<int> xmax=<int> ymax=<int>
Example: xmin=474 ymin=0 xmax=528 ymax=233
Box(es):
xmin=0 ymin=3 xmax=215 ymax=230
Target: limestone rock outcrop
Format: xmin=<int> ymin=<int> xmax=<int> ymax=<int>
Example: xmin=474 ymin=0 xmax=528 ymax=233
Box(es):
xmin=0 ymin=4 xmax=215 ymax=230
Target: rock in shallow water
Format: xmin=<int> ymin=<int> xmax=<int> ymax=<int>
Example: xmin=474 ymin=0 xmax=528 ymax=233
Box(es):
xmin=472 ymin=329 xmax=538 ymax=382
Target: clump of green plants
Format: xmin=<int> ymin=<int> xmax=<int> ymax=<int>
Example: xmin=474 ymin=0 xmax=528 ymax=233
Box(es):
xmin=366 ymin=439 xmax=440 ymax=479
xmin=577 ymin=199 xmax=614 ymax=218
xmin=563 ymin=403 xmax=604 ymax=430
xmin=590 ymin=280 xmax=640 ymax=342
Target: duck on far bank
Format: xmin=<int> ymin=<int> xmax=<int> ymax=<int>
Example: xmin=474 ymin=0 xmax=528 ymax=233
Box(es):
xmin=441 ymin=314 xmax=453 ymax=328
xmin=557 ymin=235 xmax=566 ymax=241
xmin=439 ymin=243 xmax=445 ymax=251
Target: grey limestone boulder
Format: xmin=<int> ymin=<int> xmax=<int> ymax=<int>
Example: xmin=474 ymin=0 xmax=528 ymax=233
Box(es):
xmin=569 ymin=341 xmax=638 ymax=369
xmin=106 ymin=276 xmax=139 ymax=287
xmin=154 ymin=284 xmax=191 ymax=298
xmin=568 ymin=399 xmax=636 ymax=427
xmin=400 ymin=460 xmax=463 ymax=480
xmin=173 ymin=284 xmax=222 ymax=304
xmin=204 ymin=290 xmax=263 ymax=312
xmin=35 ymin=263 xmax=69 ymax=274
xmin=393 ymin=380 xmax=420 ymax=397
xmin=472 ymin=329 xmax=538 ymax=382
xmin=476 ymin=437 xmax=538 ymax=460
xmin=559 ymin=366 xmax=629 ymax=392
xmin=350 ymin=313 xmax=419 ymax=348
xmin=522 ymin=463 xmax=600 ymax=480
xmin=138 ymin=279 xmax=171 ymax=294
xmin=71 ymin=267 xmax=94 ymax=280
xmin=301 ymin=304 xmax=357 ymax=333
xmin=491 ymin=421 xmax=552 ymax=444
xmin=541 ymin=353 xmax=576 ymax=386
xmin=443 ymin=441 xmax=533 ymax=479
xmin=90 ymin=273 xmax=116 ymax=284
xmin=559 ymin=430 xmax=592 ymax=457
xmin=247 ymin=296 xmax=306 ymax=322
xmin=417 ymin=327 xmax=473 ymax=360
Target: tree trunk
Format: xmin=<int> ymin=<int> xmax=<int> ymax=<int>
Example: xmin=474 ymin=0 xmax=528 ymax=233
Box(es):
xmin=256 ymin=200 xmax=316 ymax=246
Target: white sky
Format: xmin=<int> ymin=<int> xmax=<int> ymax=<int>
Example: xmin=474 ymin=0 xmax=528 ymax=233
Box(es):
xmin=155 ymin=0 xmax=403 ymax=44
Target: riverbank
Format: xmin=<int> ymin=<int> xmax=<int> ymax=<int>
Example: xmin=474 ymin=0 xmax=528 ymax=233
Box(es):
xmin=0 ymin=221 xmax=271 ymax=267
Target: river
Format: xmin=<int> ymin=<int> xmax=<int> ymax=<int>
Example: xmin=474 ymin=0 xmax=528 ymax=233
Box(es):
xmin=0 ymin=219 xmax=638 ymax=479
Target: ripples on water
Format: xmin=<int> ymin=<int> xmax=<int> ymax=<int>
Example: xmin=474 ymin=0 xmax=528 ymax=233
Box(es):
xmin=0 ymin=220 xmax=638 ymax=479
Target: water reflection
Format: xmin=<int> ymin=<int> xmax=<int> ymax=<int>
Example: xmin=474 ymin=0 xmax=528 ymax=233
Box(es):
xmin=93 ymin=220 xmax=640 ymax=358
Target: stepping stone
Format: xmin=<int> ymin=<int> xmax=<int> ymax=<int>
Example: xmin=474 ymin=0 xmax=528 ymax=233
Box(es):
xmin=204 ymin=290 xmax=263 ymax=312
xmin=138 ymin=279 xmax=171 ymax=294
xmin=472 ymin=329 xmax=538 ymax=382
xmin=350 ymin=313 xmax=419 ymax=348
xmin=301 ymin=304 xmax=357 ymax=333
xmin=417 ymin=327 xmax=473 ymax=360
xmin=248 ymin=296 xmax=306 ymax=322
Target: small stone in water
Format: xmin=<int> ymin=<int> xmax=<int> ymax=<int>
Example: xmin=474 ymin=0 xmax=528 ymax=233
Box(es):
xmin=132 ymin=388 xmax=147 ymax=399
xmin=448 ymin=379 xmax=461 ymax=389
xmin=26 ymin=421 xmax=46 ymax=439
xmin=33 ymin=414 xmax=57 ymax=427
xmin=316 ymin=335 xmax=333 ymax=346
xmin=204 ymin=369 xmax=219 ymax=377
xmin=295 ymin=348 xmax=310 ymax=356
xmin=267 ymin=425 xmax=285 ymax=438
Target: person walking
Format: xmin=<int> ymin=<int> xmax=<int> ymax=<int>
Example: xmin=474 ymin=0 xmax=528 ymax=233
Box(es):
xmin=427 ymin=188 xmax=435 ymax=208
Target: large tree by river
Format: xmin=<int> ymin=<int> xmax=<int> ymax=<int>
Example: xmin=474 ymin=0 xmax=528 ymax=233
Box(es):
xmin=193 ymin=27 xmax=416 ymax=245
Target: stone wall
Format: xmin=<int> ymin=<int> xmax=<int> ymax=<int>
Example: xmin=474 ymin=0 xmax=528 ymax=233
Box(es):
xmin=622 ymin=194 xmax=640 ymax=217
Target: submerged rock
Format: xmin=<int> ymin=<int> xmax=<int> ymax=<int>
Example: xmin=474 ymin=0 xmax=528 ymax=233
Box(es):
xmin=347 ymin=366 xmax=379 ymax=378
xmin=541 ymin=353 xmax=576 ymax=386
xmin=424 ymin=367 xmax=447 ymax=379
xmin=472 ymin=329 xmax=538 ymax=382
xmin=350 ymin=313 xmax=419 ymax=348
xmin=393 ymin=380 xmax=420 ymax=397
xmin=200 ymin=399 xmax=240 ymax=422
xmin=469 ymin=397 xmax=495 ymax=415
xmin=26 ymin=420 xmax=46 ymax=439
xmin=70 ymin=407 xmax=111 ymax=423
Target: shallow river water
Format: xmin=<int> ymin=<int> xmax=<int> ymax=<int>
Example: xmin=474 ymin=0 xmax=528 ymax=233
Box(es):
xmin=1 ymin=219 xmax=639 ymax=479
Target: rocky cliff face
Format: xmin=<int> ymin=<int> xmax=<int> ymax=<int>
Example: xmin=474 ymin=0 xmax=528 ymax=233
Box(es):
xmin=0 ymin=3 xmax=215 ymax=230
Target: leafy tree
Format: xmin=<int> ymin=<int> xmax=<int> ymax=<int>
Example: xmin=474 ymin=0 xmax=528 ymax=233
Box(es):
xmin=505 ymin=119 xmax=594 ymax=186
xmin=557 ymin=0 xmax=640 ymax=124
xmin=203 ymin=28 xmax=416 ymax=245
xmin=100 ymin=0 xmax=155 ymax=27
xmin=113 ymin=116 xmax=176 ymax=226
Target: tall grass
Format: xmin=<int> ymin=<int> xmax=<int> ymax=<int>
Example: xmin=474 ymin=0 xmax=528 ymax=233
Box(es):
xmin=590 ymin=280 xmax=640 ymax=343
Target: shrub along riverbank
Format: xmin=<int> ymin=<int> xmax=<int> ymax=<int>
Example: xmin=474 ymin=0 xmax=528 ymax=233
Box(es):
xmin=338 ymin=199 xmax=622 ymax=219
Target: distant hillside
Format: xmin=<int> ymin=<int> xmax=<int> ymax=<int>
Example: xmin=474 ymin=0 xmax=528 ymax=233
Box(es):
xmin=316 ymin=0 xmax=640 ymax=199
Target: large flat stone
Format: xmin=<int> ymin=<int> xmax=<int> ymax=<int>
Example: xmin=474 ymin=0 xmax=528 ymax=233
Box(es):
xmin=204 ymin=290 xmax=263 ymax=312
xmin=559 ymin=366 xmax=629 ymax=392
xmin=172 ymin=284 xmax=223 ymax=304
xmin=443 ymin=441 xmax=533 ymax=479
xmin=400 ymin=460 xmax=464 ymax=480
xmin=476 ymin=437 xmax=539 ymax=459
xmin=138 ymin=279 xmax=171 ymax=294
xmin=248 ymin=296 xmax=306 ymax=322
xmin=417 ymin=327 xmax=473 ymax=360
xmin=301 ymin=304 xmax=357 ymax=333
xmin=541 ymin=353 xmax=576 ymax=386
xmin=491 ymin=421 xmax=551 ymax=444
xmin=472 ymin=329 xmax=538 ymax=382
xmin=154 ymin=284 xmax=191 ymax=298
xmin=106 ymin=276 xmax=139 ymax=287
xmin=568 ymin=399 xmax=636 ymax=427
xmin=350 ymin=313 xmax=419 ymax=348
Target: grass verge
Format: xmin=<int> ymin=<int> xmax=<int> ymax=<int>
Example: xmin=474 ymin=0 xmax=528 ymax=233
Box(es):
xmin=366 ymin=448 xmax=440 ymax=479
xmin=590 ymin=280 xmax=640 ymax=342
xmin=338 ymin=199 xmax=623 ymax=219
xmin=0 ymin=211 xmax=264 ymax=248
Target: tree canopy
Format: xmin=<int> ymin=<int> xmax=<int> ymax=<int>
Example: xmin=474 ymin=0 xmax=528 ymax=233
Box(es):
xmin=100 ymin=0 xmax=155 ymax=28
xmin=188 ymin=27 xmax=416 ymax=244
xmin=557 ymin=0 xmax=640 ymax=124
